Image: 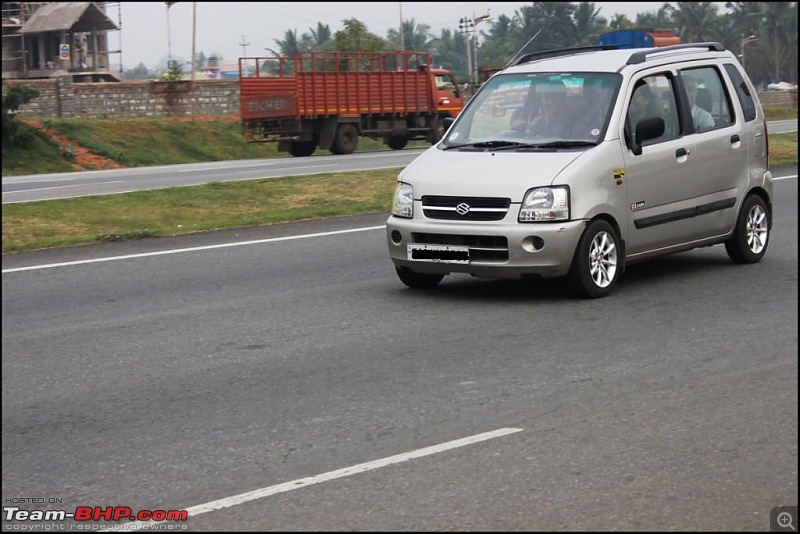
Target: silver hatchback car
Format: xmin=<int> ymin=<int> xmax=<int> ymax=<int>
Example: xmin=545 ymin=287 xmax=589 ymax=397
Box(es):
xmin=386 ymin=42 xmax=773 ymax=298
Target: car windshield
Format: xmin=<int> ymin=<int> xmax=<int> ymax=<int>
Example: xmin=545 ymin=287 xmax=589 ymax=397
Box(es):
xmin=442 ymin=72 xmax=622 ymax=149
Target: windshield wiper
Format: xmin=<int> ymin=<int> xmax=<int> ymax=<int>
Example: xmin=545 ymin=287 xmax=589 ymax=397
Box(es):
xmin=532 ymin=140 xmax=597 ymax=149
xmin=442 ymin=140 xmax=538 ymax=151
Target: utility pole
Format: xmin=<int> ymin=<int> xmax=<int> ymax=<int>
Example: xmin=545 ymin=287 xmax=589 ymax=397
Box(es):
xmin=458 ymin=16 xmax=474 ymax=82
xmin=471 ymin=10 xmax=491 ymax=85
xmin=239 ymin=35 xmax=250 ymax=58
xmin=166 ymin=3 xmax=173 ymax=68
xmin=190 ymin=2 xmax=196 ymax=80
xmin=740 ymin=34 xmax=757 ymax=74
xmin=399 ymin=2 xmax=404 ymax=50
xmin=459 ymin=11 xmax=491 ymax=85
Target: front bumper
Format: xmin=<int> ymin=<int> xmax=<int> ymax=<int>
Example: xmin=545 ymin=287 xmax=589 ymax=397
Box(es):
xmin=386 ymin=215 xmax=587 ymax=279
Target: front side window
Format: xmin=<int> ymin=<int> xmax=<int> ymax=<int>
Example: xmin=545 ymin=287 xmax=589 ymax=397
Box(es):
xmin=435 ymin=74 xmax=459 ymax=97
xmin=442 ymin=72 xmax=622 ymax=148
xmin=625 ymin=73 xmax=681 ymax=147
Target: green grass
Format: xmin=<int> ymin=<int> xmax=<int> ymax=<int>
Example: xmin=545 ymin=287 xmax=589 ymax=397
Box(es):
xmin=2 ymin=170 xmax=399 ymax=253
xmin=771 ymin=132 xmax=797 ymax=167
xmin=1 ymin=116 xmax=431 ymax=176
xmin=1 ymin=110 xmax=796 ymax=253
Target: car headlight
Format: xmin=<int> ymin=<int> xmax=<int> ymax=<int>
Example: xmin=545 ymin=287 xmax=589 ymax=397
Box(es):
xmin=519 ymin=186 xmax=570 ymax=222
xmin=392 ymin=182 xmax=414 ymax=218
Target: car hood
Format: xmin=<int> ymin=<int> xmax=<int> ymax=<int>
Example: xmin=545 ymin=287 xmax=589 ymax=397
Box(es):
xmin=400 ymin=146 xmax=586 ymax=201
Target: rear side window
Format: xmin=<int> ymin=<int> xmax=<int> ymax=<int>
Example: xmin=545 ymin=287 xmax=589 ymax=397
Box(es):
xmin=679 ymin=66 xmax=734 ymax=132
xmin=724 ymin=64 xmax=757 ymax=122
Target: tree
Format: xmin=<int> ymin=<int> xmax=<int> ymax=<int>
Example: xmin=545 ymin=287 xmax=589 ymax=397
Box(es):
xmin=2 ymin=84 xmax=40 ymax=148
xmin=572 ymin=2 xmax=607 ymax=45
xmin=387 ymin=19 xmax=432 ymax=51
xmin=669 ymin=1 xmax=720 ymax=42
xmin=429 ymin=27 xmax=469 ymax=80
xmin=123 ymin=62 xmax=152 ymax=80
xmin=476 ymin=13 xmax=517 ymax=67
xmin=635 ymin=4 xmax=674 ymax=30
xmin=270 ymin=29 xmax=304 ymax=57
xmin=607 ymin=13 xmax=634 ymax=30
xmin=334 ymin=18 xmax=385 ymax=52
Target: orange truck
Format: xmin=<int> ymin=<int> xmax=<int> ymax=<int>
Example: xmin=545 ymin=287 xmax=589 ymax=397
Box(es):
xmin=238 ymin=50 xmax=463 ymax=156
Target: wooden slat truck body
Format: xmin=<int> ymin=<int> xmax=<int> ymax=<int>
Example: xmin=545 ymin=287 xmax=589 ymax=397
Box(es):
xmin=239 ymin=51 xmax=463 ymax=156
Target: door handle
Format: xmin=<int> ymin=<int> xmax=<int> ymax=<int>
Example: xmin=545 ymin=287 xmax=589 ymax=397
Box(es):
xmin=676 ymin=148 xmax=687 ymax=158
xmin=730 ymin=134 xmax=740 ymax=143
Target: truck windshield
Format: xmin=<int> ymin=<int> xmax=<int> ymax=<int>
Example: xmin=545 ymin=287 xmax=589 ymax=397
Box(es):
xmin=442 ymin=72 xmax=622 ymax=148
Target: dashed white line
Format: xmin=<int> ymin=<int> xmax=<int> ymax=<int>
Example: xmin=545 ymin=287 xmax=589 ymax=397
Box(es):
xmin=126 ymin=427 xmax=524 ymax=529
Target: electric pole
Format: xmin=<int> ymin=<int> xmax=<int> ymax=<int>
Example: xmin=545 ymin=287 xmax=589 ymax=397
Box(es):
xmin=458 ymin=16 xmax=474 ymax=82
xmin=239 ymin=36 xmax=250 ymax=58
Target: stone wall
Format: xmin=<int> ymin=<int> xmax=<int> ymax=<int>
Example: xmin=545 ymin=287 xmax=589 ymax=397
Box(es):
xmin=759 ymin=89 xmax=798 ymax=108
xmin=2 ymin=78 xmax=240 ymax=118
xmin=3 ymin=77 xmax=796 ymax=119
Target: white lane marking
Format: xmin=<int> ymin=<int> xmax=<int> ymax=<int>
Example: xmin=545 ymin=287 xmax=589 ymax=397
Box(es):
xmin=2 ymin=181 xmax=124 ymax=194
xmin=2 ymin=176 xmax=87 ymax=184
xmin=3 ymin=175 xmax=796 ymax=272
xmin=176 ymin=163 xmax=339 ymax=174
xmin=2 ymin=225 xmax=387 ymax=273
xmin=127 ymin=427 xmax=524 ymax=528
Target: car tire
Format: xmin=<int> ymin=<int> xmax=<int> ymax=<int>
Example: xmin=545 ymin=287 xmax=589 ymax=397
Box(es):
xmin=725 ymin=194 xmax=770 ymax=264
xmin=568 ymin=219 xmax=621 ymax=298
xmin=395 ymin=267 xmax=444 ymax=289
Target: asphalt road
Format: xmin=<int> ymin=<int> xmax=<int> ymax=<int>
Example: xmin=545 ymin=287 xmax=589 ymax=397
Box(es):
xmin=2 ymin=119 xmax=796 ymax=204
xmin=1 ymin=172 xmax=796 ymax=531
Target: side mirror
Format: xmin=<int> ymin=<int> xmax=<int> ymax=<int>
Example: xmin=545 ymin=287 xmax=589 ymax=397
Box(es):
xmin=631 ymin=117 xmax=665 ymax=156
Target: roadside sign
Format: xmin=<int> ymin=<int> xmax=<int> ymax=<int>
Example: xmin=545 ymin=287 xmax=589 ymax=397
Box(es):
xmin=59 ymin=44 xmax=70 ymax=60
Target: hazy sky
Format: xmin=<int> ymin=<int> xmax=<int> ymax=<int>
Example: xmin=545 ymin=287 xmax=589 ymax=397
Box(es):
xmin=112 ymin=2 xmax=728 ymax=69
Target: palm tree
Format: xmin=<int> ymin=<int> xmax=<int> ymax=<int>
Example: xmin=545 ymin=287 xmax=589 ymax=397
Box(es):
xmin=571 ymin=2 xmax=607 ymax=45
xmin=429 ymin=28 xmax=468 ymax=80
xmin=607 ymin=13 xmax=634 ymax=31
xmin=309 ymin=23 xmax=332 ymax=49
xmin=476 ymin=13 xmax=517 ymax=67
xmin=635 ymin=4 xmax=675 ymax=31
xmin=269 ymin=29 xmax=303 ymax=57
xmin=669 ymin=2 xmax=720 ymax=42
xmin=387 ymin=19 xmax=432 ymax=51
xmin=761 ymin=1 xmax=795 ymax=83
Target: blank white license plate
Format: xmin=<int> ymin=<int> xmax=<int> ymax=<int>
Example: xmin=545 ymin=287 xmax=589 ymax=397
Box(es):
xmin=407 ymin=244 xmax=470 ymax=263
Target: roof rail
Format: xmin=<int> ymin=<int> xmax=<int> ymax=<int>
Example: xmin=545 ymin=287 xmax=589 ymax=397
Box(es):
xmin=627 ymin=42 xmax=725 ymax=65
xmin=514 ymin=44 xmax=619 ymax=66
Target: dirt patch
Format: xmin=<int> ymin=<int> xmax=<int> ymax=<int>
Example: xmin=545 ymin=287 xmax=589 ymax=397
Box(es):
xmin=24 ymin=119 xmax=125 ymax=171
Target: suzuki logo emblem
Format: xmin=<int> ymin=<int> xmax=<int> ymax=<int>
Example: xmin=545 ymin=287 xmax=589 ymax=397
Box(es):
xmin=455 ymin=202 xmax=471 ymax=215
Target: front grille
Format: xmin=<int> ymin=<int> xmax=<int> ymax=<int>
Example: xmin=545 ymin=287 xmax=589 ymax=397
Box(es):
xmin=411 ymin=233 xmax=509 ymax=262
xmin=422 ymin=196 xmax=510 ymax=221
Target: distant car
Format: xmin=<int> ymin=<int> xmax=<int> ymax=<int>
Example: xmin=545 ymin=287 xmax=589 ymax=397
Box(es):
xmin=386 ymin=42 xmax=773 ymax=298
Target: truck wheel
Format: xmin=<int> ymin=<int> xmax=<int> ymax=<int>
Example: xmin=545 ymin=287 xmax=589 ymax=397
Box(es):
xmin=288 ymin=141 xmax=317 ymax=157
xmin=333 ymin=124 xmax=358 ymax=155
xmin=395 ymin=267 xmax=443 ymax=289
xmin=387 ymin=136 xmax=408 ymax=150
xmin=427 ymin=117 xmax=446 ymax=144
